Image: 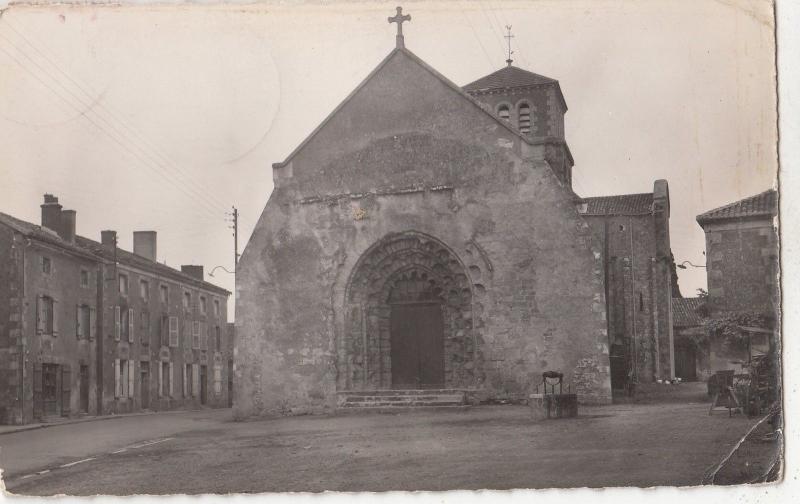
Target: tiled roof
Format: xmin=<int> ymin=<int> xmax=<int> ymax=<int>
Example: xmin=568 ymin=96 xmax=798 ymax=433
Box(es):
xmin=0 ymin=211 xmax=97 ymax=259
xmin=75 ymin=236 xmax=229 ymax=295
xmin=580 ymin=193 xmax=654 ymax=216
xmin=463 ymin=65 xmax=557 ymax=93
xmin=0 ymin=210 xmax=229 ymax=295
xmin=696 ymin=189 xmax=777 ymax=225
xmin=672 ymin=297 xmax=706 ymax=327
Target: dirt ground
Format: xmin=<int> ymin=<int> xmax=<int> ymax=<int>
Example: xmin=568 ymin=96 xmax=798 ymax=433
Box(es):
xmin=3 ymin=387 xmax=767 ymax=495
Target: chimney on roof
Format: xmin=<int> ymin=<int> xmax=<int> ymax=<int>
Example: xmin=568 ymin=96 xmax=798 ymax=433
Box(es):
xmin=40 ymin=194 xmax=62 ymax=233
xmin=133 ymin=231 xmax=157 ymax=261
xmin=101 ymin=230 xmax=117 ymax=250
xmin=60 ymin=210 xmax=76 ymax=243
xmin=181 ymin=265 xmax=204 ymax=281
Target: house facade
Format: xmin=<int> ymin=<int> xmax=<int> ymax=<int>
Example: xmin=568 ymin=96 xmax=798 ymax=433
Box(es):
xmin=694 ymin=189 xmax=779 ymax=375
xmin=0 ymin=195 xmax=232 ymax=425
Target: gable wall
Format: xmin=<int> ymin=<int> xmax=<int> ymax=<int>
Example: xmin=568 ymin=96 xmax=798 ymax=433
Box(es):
xmin=236 ymin=50 xmax=612 ymax=417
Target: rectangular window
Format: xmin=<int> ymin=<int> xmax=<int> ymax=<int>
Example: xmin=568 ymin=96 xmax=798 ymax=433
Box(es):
xmin=192 ymin=321 xmax=201 ymax=349
xmin=215 ymin=326 xmax=221 ymax=352
xmin=119 ymin=274 xmax=129 ymax=295
xmin=114 ymin=306 xmax=121 ymax=341
xmin=41 ymin=256 xmax=51 ymax=275
xmin=140 ymin=280 xmax=149 ymax=301
xmin=80 ymin=269 xmax=90 ymax=288
xmin=213 ymin=299 xmax=220 ymax=317
xmin=183 ymin=291 xmax=191 ymax=311
xmin=200 ymin=296 xmax=207 ymax=315
xmin=76 ymin=304 xmax=91 ymax=340
xmin=160 ymin=315 xmax=169 ymax=347
xmin=140 ymin=310 xmax=150 ymax=346
xmin=38 ymin=296 xmax=55 ymax=335
xmin=168 ymin=316 xmax=179 ymax=347
xmin=160 ymin=284 xmax=169 ymax=304
xmin=121 ymin=308 xmax=131 ymax=342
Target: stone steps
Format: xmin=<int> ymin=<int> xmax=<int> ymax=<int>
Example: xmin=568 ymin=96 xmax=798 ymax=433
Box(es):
xmin=337 ymin=389 xmax=467 ymax=409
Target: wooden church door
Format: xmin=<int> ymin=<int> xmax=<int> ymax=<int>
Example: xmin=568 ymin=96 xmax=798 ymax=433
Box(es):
xmin=390 ymin=303 xmax=444 ymax=389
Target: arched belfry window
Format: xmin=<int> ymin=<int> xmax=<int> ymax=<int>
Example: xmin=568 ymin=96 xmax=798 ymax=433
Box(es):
xmin=497 ymin=104 xmax=510 ymax=122
xmin=518 ymin=102 xmax=531 ymax=134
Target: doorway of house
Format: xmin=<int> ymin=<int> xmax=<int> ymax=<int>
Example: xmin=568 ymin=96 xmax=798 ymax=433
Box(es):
xmin=200 ymin=365 xmax=207 ymax=405
xmin=79 ymin=364 xmax=89 ymax=414
xmin=227 ymin=359 xmax=234 ymax=408
xmin=140 ymin=362 xmax=150 ymax=409
xmin=674 ymin=343 xmax=698 ymax=381
xmin=42 ymin=363 xmax=60 ymax=417
xmin=389 ymin=303 xmax=444 ymax=389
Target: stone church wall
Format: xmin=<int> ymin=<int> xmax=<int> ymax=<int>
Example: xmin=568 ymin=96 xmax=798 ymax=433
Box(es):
xmin=234 ymin=50 xmax=612 ymax=417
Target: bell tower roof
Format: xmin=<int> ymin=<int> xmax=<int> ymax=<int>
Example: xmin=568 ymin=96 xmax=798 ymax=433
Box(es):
xmin=463 ymin=65 xmax=558 ymax=93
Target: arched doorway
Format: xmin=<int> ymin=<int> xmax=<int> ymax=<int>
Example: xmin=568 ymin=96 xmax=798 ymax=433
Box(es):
xmin=340 ymin=232 xmax=478 ymax=391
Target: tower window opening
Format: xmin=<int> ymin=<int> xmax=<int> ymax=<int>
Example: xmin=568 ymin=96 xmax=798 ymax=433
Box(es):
xmin=518 ymin=103 xmax=531 ymax=133
xmin=497 ymin=104 xmax=510 ymax=122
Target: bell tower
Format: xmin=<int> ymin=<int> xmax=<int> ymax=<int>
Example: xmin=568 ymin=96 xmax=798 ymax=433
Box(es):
xmin=463 ymin=44 xmax=572 ymax=187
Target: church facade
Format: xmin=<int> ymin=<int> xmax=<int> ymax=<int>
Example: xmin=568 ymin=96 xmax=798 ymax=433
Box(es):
xmin=235 ymin=22 xmax=675 ymax=416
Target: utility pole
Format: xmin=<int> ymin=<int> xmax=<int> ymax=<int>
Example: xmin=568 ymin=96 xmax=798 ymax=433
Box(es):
xmin=231 ymin=206 xmax=239 ymax=267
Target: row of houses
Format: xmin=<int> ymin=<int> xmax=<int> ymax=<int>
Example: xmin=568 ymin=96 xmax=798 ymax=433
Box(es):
xmin=0 ymin=194 xmax=232 ymax=425
xmin=671 ymin=189 xmax=779 ymax=382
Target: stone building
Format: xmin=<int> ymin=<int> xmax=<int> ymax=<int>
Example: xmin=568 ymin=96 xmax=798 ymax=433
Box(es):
xmin=693 ymin=189 xmax=779 ymax=374
xmin=235 ymin=20 xmax=676 ymax=416
xmin=578 ymin=187 xmax=675 ymax=393
xmin=0 ymin=195 xmax=232 ymax=425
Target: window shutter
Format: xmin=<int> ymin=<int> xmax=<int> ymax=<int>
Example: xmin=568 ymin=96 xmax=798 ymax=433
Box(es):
xmin=182 ymin=365 xmax=188 ymax=397
xmin=114 ymin=359 xmax=121 ymax=398
xmin=33 ymin=362 xmax=43 ymax=419
xmin=128 ymin=360 xmax=135 ymax=399
xmin=114 ymin=306 xmax=121 ymax=341
xmin=36 ymin=296 xmax=44 ymax=334
xmin=52 ymin=298 xmax=59 ymax=336
xmin=61 ymin=364 xmax=71 ymax=416
xmin=76 ymin=304 xmax=82 ymax=339
xmin=168 ymin=362 xmax=174 ymax=397
xmin=193 ymin=364 xmax=200 ymax=398
xmin=169 ymin=316 xmax=178 ymax=347
xmin=158 ymin=362 xmax=163 ymax=398
xmin=89 ymin=308 xmax=96 ymax=341
xmin=128 ymin=308 xmax=135 ymax=343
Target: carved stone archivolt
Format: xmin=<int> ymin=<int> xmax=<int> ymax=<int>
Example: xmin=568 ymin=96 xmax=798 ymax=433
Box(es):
xmin=339 ymin=232 xmax=484 ymax=391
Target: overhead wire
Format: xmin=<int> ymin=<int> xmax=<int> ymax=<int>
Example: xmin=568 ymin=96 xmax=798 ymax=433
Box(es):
xmin=1 ymin=20 xmax=233 ymax=213
xmin=0 ymin=26 xmax=231 ymax=221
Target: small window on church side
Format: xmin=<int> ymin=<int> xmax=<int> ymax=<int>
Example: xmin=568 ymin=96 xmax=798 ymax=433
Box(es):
xmin=518 ymin=103 xmax=531 ymax=133
xmin=497 ymin=104 xmax=510 ymax=122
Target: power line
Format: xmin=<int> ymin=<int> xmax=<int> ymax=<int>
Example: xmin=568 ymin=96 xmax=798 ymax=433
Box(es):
xmin=0 ymin=20 xmax=233 ymax=214
xmin=458 ymin=2 xmax=495 ymax=69
xmin=0 ymin=28 xmax=231 ymax=220
xmin=0 ymin=40 xmax=225 ymax=222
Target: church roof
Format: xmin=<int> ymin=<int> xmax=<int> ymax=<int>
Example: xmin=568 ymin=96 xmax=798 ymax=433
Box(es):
xmin=696 ymin=189 xmax=777 ymax=226
xmin=672 ymin=297 xmax=706 ymax=327
xmin=463 ymin=65 xmax=558 ymax=93
xmin=580 ymin=193 xmax=654 ymax=216
xmin=272 ymin=48 xmax=542 ymax=170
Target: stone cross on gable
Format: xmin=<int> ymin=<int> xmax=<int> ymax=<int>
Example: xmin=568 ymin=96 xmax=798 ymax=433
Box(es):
xmin=388 ymin=6 xmax=411 ymax=49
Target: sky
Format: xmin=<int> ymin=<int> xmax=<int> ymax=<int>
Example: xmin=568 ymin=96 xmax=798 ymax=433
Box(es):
xmin=0 ymin=0 xmax=779 ymax=318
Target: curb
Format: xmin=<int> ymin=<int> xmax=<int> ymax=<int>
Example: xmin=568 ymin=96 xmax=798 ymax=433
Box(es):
xmin=0 ymin=408 xmax=227 ymax=436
